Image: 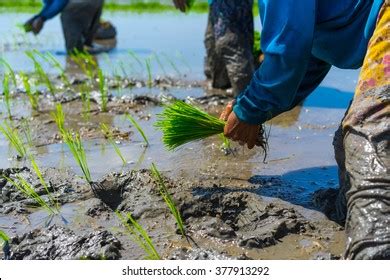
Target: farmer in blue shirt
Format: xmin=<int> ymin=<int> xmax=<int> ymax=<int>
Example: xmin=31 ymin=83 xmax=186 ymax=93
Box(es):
xmin=174 ymin=0 xmax=255 ymax=96
xmin=219 ymin=0 xmax=389 ymax=259
xmin=24 ymin=0 xmax=105 ymax=53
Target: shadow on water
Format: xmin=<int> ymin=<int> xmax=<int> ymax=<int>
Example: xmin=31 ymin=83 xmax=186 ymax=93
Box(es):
xmin=304 ymin=87 xmax=353 ymax=109
xmin=192 ymin=165 xmax=339 ymax=213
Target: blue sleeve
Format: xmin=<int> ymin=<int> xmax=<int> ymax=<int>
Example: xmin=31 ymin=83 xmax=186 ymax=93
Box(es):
xmin=233 ymin=0 xmax=319 ymax=125
xmin=39 ymin=0 xmax=69 ymax=20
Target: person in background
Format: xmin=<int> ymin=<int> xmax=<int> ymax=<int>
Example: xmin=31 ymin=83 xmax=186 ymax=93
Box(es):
xmin=220 ymin=0 xmax=389 ymax=259
xmin=24 ymin=0 xmax=107 ymax=54
xmin=173 ymin=0 xmax=255 ymax=96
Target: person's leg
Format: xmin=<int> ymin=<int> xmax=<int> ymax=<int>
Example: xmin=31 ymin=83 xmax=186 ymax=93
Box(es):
xmin=83 ymin=0 xmax=104 ymax=47
xmin=205 ymin=9 xmax=231 ymax=89
xmin=341 ymin=2 xmax=390 ymax=259
xmin=60 ymin=0 xmax=104 ymax=53
xmin=210 ymin=0 xmax=255 ymax=96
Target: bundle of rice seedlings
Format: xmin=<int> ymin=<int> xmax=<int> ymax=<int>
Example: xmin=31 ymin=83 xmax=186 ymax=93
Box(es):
xmin=0 ymin=230 xmax=9 ymax=245
xmin=151 ymin=163 xmax=185 ymax=237
xmin=155 ymin=100 xmax=225 ymax=150
xmin=0 ymin=121 xmax=27 ymax=158
xmin=115 ymin=211 xmax=160 ymax=260
xmin=155 ymin=100 xmax=269 ymax=154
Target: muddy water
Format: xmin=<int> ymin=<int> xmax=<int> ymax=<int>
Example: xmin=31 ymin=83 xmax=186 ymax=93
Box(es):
xmin=0 ymin=11 xmax=361 ymax=260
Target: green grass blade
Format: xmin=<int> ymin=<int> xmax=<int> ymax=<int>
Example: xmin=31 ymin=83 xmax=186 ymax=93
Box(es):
xmin=0 ymin=121 xmax=27 ymax=158
xmin=126 ymin=114 xmax=149 ymax=146
xmin=100 ymin=124 xmax=127 ymax=165
xmin=151 ymin=163 xmax=185 ymax=236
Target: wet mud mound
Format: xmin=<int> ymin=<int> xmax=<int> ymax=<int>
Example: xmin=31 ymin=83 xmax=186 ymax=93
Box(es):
xmin=8 ymin=225 xmax=121 ymax=260
xmin=0 ymin=167 xmax=90 ymax=215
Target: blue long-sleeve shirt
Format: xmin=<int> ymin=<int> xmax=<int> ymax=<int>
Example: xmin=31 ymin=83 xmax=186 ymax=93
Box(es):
xmin=38 ymin=0 xmax=69 ymax=20
xmin=234 ymin=0 xmax=384 ymax=125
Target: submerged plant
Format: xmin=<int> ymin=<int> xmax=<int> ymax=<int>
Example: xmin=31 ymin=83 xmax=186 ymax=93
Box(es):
xmin=63 ymin=130 xmax=92 ymax=184
xmin=97 ymin=69 xmax=108 ymax=112
xmin=100 ymin=124 xmax=127 ymax=165
xmin=151 ymin=163 xmax=185 ymax=236
xmin=20 ymin=72 xmax=38 ymax=111
xmin=0 ymin=121 xmax=27 ymax=158
xmin=115 ymin=211 xmax=160 ymax=260
xmin=126 ymin=114 xmax=149 ymax=146
xmin=2 ymin=73 xmax=12 ymax=118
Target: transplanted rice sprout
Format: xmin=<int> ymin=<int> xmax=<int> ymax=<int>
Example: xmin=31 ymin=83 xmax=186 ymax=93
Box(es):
xmin=98 ymin=68 xmax=108 ymax=112
xmin=3 ymin=73 xmax=12 ymax=118
xmin=51 ymin=103 xmax=66 ymax=136
xmin=20 ymin=71 xmax=39 ymax=111
xmin=0 ymin=121 xmax=27 ymax=158
xmin=116 ymin=211 xmax=160 ymax=260
xmin=63 ymin=130 xmax=92 ymax=184
xmin=100 ymin=123 xmax=127 ymax=165
xmin=3 ymin=175 xmax=58 ymax=215
xmin=151 ymin=163 xmax=185 ymax=237
xmin=126 ymin=114 xmax=149 ymax=146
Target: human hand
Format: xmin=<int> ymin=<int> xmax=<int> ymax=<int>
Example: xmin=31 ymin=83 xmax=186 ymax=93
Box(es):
xmin=220 ymin=101 xmax=261 ymax=150
xmin=31 ymin=17 xmax=44 ymax=35
xmin=173 ymin=0 xmax=187 ymax=13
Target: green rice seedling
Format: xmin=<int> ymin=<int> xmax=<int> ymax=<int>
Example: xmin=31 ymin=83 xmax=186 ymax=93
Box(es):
xmin=70 ymin=50 xmax=96 ymax=82
xmin=0 ymin=229 xmax=10 ymax=259
xmin=20 ymin=72 xmax=38 ymax=111
xmin=100 ymin=123 xmax=127 ymax=165
xmin=151 ymin=163 xmax=185 ymax=237
xmin=39 ymin=51 xmax=70 ymax=87
xmin=51 ymin=103 xmax=65 ymax=136
xmin=145 ymin=57 xmax=153 ymax=88
xmin=80 ymin=83 xmax=91 ymax=120
xmin=29 ymin=154 xmax=59 ymax=211
xmin=3 ymin=175 xmax=57 ymax=215
xmin=115 ymin=211 xmax=160 ymax=260
xmin=26 ymin=51 xmax=55 ymax=97
xmin=63 ymin=130 xmax=92 ymax=184
xmin=155 ymin=100 xmax=269 ymax=155
xmin=162 ymin=53 xmax=181 ymax=77
xmin=21 ymin=119 xmax=33 ymax=148
xmin=0 ymin=58 xmax=17 ymax=87
xmin=97 ymin=69 xmax=108 ymax=112
xmin=3 ymin=73 xmax=12 ymax=118
xmin=126 ymin=114 xmax=149 ymax=146
xmin=128 ymin=50 xmax=143 ymax=71
xmin=0 ymin=121 xmax=27 ymax=158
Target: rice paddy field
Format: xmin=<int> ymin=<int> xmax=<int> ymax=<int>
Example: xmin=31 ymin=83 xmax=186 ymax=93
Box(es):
xmin=0 ymin=1 xmax=360 ymax=260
